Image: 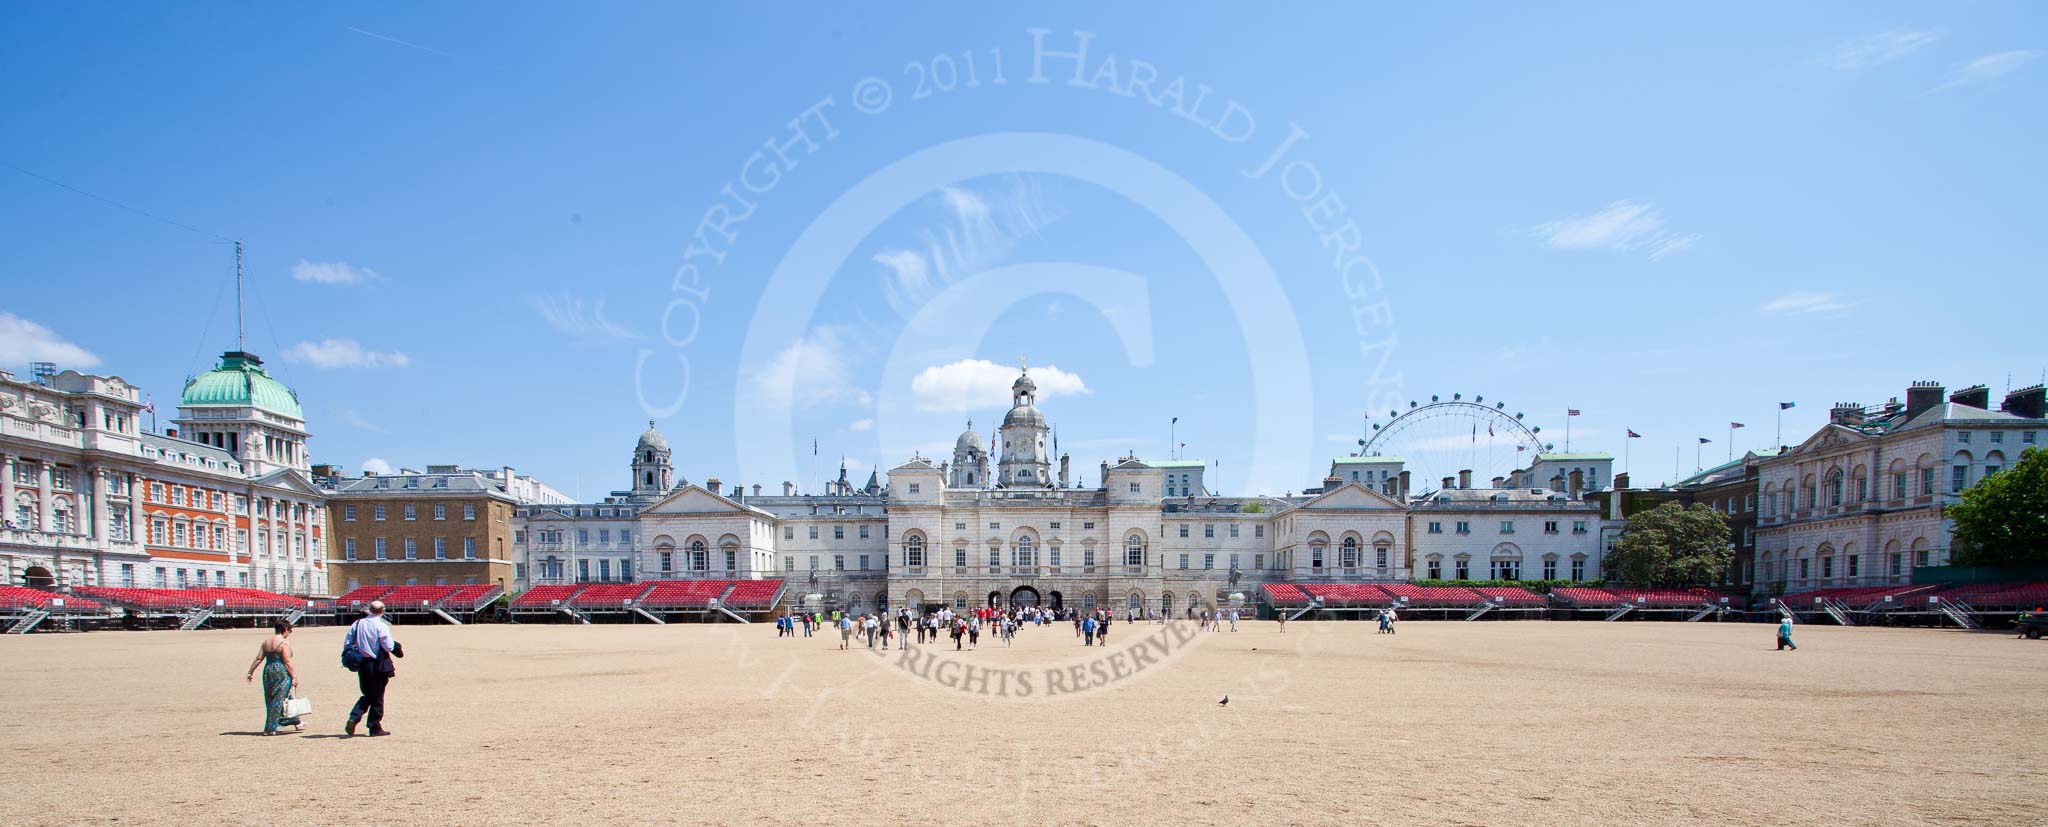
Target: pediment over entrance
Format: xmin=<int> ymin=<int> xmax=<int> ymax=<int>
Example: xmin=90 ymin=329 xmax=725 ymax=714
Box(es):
xmin=1295 ymin=482 xmax=1406 ymax=511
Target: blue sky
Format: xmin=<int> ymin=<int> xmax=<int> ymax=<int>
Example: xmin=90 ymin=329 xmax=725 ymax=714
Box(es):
xmin=2 ymin=3 xmax=2042 ymax=498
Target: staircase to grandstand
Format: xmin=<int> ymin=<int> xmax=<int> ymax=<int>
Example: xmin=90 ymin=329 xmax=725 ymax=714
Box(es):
xmin=7 ymin=609 xmax=50 ymax=634
xmin=178 ymin=608 xmax=213 ymax=630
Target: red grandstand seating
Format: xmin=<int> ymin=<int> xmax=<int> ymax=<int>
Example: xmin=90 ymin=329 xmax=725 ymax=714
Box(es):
xmin=1975 ymin=582 xmax=2048 ymax=609
xmin=379 ymin=585 xmax=459 ymax=608
xmin=439 ymin=584 xmax=502 ymax=611
xmin=1297 ymin=583 xmax=1391 ymax=606
xmin=512 ymin=584 xmax=584 ymax=608
xmin=1261 ymin=583 xmax=1310 ymax=607
xmin=639 ymin=580 xmax=731 ymax=609
xmin=1608 ymin=588 xmax=1725 ymax=608
xmin=72 ymin=586 xmax=299 ymax=612
xmin=333 ymin=585 xmax=394 ymax=605
xmin=566 ymin=583 xmax=654 ymax=609
xmin=1551 ymin=587 xmax=1623 ymax=605
xmin=1472 ymin=587 xmax=1545 ymax=606
xmin=721 ymin=579 xmax=784 ymax=609
xmin=0 ymin=586 xmax=105 ymax=612
xmin=1380 ymin=584 xmax=1480 ymax=607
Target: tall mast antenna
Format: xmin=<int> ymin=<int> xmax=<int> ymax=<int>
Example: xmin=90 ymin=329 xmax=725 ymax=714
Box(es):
xmin=235 ymin=239 xmax=246 ymax=352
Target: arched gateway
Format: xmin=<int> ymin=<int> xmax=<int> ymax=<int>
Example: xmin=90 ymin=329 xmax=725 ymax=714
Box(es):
xmin=1009 ymin=585 xmax=1041 ymax=608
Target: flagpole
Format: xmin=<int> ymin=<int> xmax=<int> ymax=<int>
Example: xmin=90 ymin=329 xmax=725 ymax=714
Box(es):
xmin=1728 ymin=424 xmax=1734 ymax=462
xmin=1565 ymin=410 xmax=1571 ymax=453
xmin=1776 ymin=407 xmax=1783 ymax=449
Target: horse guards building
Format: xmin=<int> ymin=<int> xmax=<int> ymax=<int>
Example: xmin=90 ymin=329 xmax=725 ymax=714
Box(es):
xmin=512 ymin=367 xmax=1616 ymax=616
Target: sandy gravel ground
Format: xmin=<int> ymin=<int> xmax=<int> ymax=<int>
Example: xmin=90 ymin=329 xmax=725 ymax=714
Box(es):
xmin=2 ymin=618 xmax=2043 ymax=826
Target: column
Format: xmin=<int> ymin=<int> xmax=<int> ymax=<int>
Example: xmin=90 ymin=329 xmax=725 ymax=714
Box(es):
xmin=284 ymin=495 xmax=299 ymax=591
xmin=124 ymin=474 xmax=138 ymax=544
xmin=0 ymin=453 xmax=14 ymax=530
xmin=39 ymin=459 xmax=54 ymax=532
xmin=93 ymin=467 xmax=111 ymax=541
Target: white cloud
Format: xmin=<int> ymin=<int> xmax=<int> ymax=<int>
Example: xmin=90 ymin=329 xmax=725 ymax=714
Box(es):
xmin=528 ymin=293 xmax=639 ymax=343
xmin=909 ymin=359 xmax=1090 ymax=413
xmin=1535 ymin=200 xmax=1698 ymax=260
xmin=751 ymin=327 xmax=873 ymax=411
xmin=282 ymin=338 xmax=411 ymax=369
xmin=873 ymin=178 xmax=1059 ymax=318
xmin=360 ymin=457 xmax=393 ymax=475
xmin=0 ymin=312 xmax=100 ymax=367
xmin=290 ymin=260 xmax=380 ymax=285
xmin=848 ymin=418 xmax=875 ymax=433
xmin=1761 ymin=291 xmax=1852 ymax=315
xmin=1823 ymin=28 xmax=1941 ymax=70
xmin=1935 ymin=49 xmax=2044 ymax=91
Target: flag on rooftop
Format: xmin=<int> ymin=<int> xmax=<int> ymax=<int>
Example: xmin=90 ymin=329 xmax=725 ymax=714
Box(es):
xmin=1627 ymin=429 xmax=1642 ymax=438
xmin=1731 ymin=422 xmax=1745 ymax=429
xmin=1698 ymin=437 xmax=1712 ymax=444
xmin=1779 ymin=401 xmax=1796 ymax=410
xmin=1568 ymin=409 xmax=1581 ymax=416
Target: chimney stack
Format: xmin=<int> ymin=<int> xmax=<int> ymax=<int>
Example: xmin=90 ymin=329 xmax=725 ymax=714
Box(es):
xmin=502 ymin=466 xmax=516 ymax=492
xmin=1829 ymin=402 xmax=1865 ymax=427
xmin=1442 ymin=476 xmax=1456 ymax=491
xmin=706 ymin=476 xmax=722 ymax=494
xmin=1614 ymin=471 xmax=1631 ymax=490
xmin=1905 ymin=381 xmax=1944 ymax=420
xmin=1397 ymin=470 xmax=1411 ymax=498
xmin=730 ymin=485 xmax=742 ymax=499
xmin=782 ymin=481 xmax=794 ymax=496
xmin=1458 ymin=469 xmax=1472 ymax=489
xmin=1949 ymin=385 xmax=1990 ymax=410
xmin=1569 ymin=469 xmax=1584 ymax=498
xmin=1491 ymin=475 xmax=1505 ymax=489
xmin=753 ymin=484 xmax=763 ymax=497
xmin=2001 ymin=384 xmax=2046 ymax=419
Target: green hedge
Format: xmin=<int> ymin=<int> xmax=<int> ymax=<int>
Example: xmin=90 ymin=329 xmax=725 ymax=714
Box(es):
xmin=1410 ymin=578 xmax=1604 ymax=594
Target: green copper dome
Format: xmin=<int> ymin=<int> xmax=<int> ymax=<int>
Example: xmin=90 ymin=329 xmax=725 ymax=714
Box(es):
xmin=181 ymin=351 xmax=303 ymax=421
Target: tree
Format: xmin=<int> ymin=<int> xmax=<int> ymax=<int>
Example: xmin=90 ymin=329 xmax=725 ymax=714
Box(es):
xmin=1946 ymin=446 xmax=2048 ymax=566
xmin=1605 ymin=502 xmax=1732 ymax=587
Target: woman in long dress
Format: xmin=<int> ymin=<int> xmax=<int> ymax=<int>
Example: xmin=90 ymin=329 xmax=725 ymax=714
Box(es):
xmin=245 ymin=619 xmax=303 ymax=735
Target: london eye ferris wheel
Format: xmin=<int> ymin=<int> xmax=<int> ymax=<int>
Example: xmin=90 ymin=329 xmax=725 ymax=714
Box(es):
xmin=1352 ymin=394 xmax=1553 ymax=495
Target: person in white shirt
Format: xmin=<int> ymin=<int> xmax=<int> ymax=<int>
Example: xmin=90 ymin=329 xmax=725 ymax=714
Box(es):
xmin=345 ymin=600 xmax=401 ymax=737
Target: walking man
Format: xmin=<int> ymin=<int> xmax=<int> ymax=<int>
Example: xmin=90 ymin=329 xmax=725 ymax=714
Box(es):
xmin=1777 ymin=616 xmax=1797 ymax=651
xmin=345 ymin=600 xmax=401 ymax=737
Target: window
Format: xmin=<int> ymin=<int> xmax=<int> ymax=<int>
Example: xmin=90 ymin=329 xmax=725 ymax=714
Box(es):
xmin=578 ymin=559 xmax=590 ymax=581
xmin=373 ymin=505 xmax=386 ymax=521
xmin=1951 ymin=465 xmax=1967 ymax=493
xmin=1229 ymin=524 xmax=1239 ymax=538
xmin=1129 ymin=483 xmax=1140 ymax=494
xmin=1889 ymin=553 xmax=1902 ymax=576
xmin=728 ymin=550 xmax=740 ymax=570
xmin=1990 ymin=431 xmax=2003 ymax=444
xmin=431 ymin=537 xmax=446 ymax=559
xmin=345 ymin=538 xmax=358 ymax=560
xmin=1341 ymin=537 xmax=1359 ymax=568
xmin=1570 ymin=558 xmax=1585 ymax=581
xmin=1084 ymin=522 xmax=1096 ymax=530
xmin=1426 ymin=559 xmax=1442 ymax=579
xmin=833 ymin=526 xmax=844 ymax=540
xmin=578 ymin=529 xmax=589 ymax=545
xmin=1427 ymin=521 xmax=1442 ymax=534
xmin=808 ymin=526 xmax=819 ymax=540
xmin=1179 ymin=524 xmax=1189 ymax=538
xmin=2024 ymin=431 xmax=2037 ymax=444
xmin=374 ymin=538 xmax=388 ymax=560
xmin=598 ymin=529 xmax=610 ymax=545
xmin=1920 ymin=467 xmax=1935 ymax=497
xmin=1375 ymin=546 xmax=1388 ymax=569
xmin=1492 ymin=560 xmax=1521 ymax=580
xmin=906 ymin=536 xmax=925 ymax=567
xmin=1799 ymin=558 xmax=1810 ymax=579
xmin=1203 ymin=553 xmax=1215 ymax=569
xmin=1542 ymin=559 xmax=1557 ymax=580
xmin=1455 ymin=521 xmax=1471 ymax=535
xmin=1848 ymin=555 xmax=1860 ymax=578
xmin=1822 ymin=556 xmax=1833 ymax=579
xmin=403 ymin=504 xmax=416 ymax=521
xmin=954 ymin=548 xmax=966 ymax=568
xmin=344 ymin=505 xmax=357 ymax=521
xmin=619 ymin=530 xmax=630 ymax=545
xmin=1254 ymin=553 xmax=1266 ymax=569
xmin=987 ymin=548 xmax=1000 ymax=567
xmin=908 ymin=483 xmax=920 ymax=494
xmin=858 ymin=525 xmax=869 ymax=540
xmin=1203 ymin=524 xmax=1214 ymax=538
xmin=1985 ymin=464 xmax=2002 ymax=478
xmin=834 ymin=554 xmax=846 ymax=570
xmin=1254 ymin=525 xmax=1263 ymax=538
xmin=463 ymin=505 xmax=477 ymax=520
xmin=1893 ymin=473 xmax=1906 ymax=500
xmin=1915 ymin=548 xmax=1930 ymax=567
xmin=1572 ymin=520 xmax=1587 ymax=534
xmin=784 ymin=526 xmax=794 ymax=540
xmin=1126 ymin=536 xmax=1145 ymax=566
xmin=404 ymin=538 xmax=418 ymax=560
xmin=1311 ymin=545 xmax=1324 ymax=569
xmin=1543 ymin=521 xmax=1559 ymax=534
xmin=434 ymin=504 xmax=446 ymax=521
xmin=1958 ymin=431 xmax=1971 ymax=444
xmin=1454 ymin=559 xmax=1469 ymax=580
xmin=1178 ymin=553 xmax=1189 ymax=569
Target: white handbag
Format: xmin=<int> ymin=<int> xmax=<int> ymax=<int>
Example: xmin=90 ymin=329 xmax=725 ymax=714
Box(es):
xmin=283 ymin=694 xmax=313 ymax=718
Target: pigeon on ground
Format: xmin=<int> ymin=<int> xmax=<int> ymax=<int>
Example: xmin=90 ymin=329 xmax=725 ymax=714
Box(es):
xmin=1219 ymin=695 xmax=1229 ymax=706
